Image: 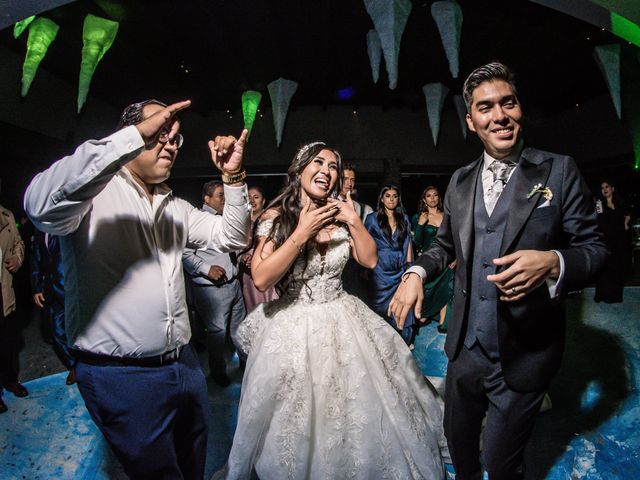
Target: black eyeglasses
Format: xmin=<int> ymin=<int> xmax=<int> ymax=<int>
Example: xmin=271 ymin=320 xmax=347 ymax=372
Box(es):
xmin=158 ymin=130 xmax=184 ymax=149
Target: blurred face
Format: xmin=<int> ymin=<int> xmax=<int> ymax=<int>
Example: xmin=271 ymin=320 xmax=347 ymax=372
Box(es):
xmin=423 ymin=188 xmax=440 ymax=209
xmin=249 ymin=188 xmax=265 ymax=214
xmin=205 ymin=185 xmax=225 ymax=214
xmin=300 ymin=149 xmax=339 ymax=201
xmin=382 ymin=189 xmax=399 ymax=212
xmin=126 ymin=103 xmax=180 ymax=185
xmin=601 ymin=182 xmax=614 ymax=199
xmin=342 ymin=169 xmax=356 ymax=197
xmin=466 ymin=80 xmax=523 ymax=160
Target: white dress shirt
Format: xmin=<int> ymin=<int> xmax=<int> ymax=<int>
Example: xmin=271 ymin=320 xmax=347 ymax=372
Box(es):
xmin=24 ymin=126 xmax=251 ymax=357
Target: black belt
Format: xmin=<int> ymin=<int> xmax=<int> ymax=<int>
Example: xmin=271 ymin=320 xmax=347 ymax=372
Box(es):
xmin=75 ymin=346 xmax=183 ymax=367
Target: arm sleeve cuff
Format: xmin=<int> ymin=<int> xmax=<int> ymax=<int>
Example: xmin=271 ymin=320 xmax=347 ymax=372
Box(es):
xmin=405 ymin=265 xmax=427 ymax=281
xmin=223 ymin=183 xmax=249 ymax=206
xmin=545 ymin=250 xmax=565 ymax=298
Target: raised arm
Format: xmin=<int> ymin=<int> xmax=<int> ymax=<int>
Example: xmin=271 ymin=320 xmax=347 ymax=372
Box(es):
xmin=187 ymin=129 xmax=252 ymax=252
xmin=329 ymin=191 xmax=377 ymax=269
xmin=25 ymin=100 xmax=191 ymax=235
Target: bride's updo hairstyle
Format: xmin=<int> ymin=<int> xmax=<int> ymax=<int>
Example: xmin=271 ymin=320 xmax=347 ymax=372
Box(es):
xmin=261 ymin=141 xmax=342 ymax=292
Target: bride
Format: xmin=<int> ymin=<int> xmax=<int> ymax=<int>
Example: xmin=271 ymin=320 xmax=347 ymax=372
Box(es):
xmin=222 ymin=142 xmax=448 ymax=479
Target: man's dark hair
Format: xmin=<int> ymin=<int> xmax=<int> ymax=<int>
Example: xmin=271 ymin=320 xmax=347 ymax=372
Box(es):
xmin=202 ymin=180 xmax=223 ymax=203
xmin=117 ymin=99 xmax=168 ymax=129
xmin=462 ymin=62 xmax=518 ymax=111
xmin=343 ymin=163 xmax=357 ymax=175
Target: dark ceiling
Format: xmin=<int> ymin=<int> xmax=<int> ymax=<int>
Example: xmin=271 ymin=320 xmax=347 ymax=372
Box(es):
xmin=1 ymin=0 xmax=630 ymax=116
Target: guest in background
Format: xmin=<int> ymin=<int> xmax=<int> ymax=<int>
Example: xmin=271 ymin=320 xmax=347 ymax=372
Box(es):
xmin=411 ymin=186 xmax=455 ymax=333
xmin=0 ymin=204 xmax=26 ymax=414
xmin=340 ymin=164 xmax=373 ymax=221
xmin=240 ymin=186 xmax=278 ymax=314
xmin=183 ymin=181 xmax=247 ymax=386
xmin=30 ymin=230 xmax=76 ymax=385
xmin=340 ymin=164 xmax=373 ymax=302
xmin=595 ymin=180 xmax=631 ymax=303
xmin=364 ymin=185 xmax=414 ymax=343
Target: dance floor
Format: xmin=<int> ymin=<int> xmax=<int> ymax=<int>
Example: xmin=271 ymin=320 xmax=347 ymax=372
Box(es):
xmin=0 ymin=287 xmax=638 ymax=479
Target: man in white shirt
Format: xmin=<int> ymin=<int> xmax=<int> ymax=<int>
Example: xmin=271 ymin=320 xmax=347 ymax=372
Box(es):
xmin=340 ymin=164 xmax=373 ymax=302
xmin=183 ymin=181 xmax=247 ymax=387
xmin=389 ymin=63 xmax=607 ymax=479
xmin=341 ymin=164 xmax=373 ymax=222
xmin=24 ymin=99 xmax=251 ymax=479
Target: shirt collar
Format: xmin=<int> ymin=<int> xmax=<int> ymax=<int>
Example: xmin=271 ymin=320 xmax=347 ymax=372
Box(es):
xmin=483 ymin=139 xmax=524 ymax=171
xmin=202 ymin=204 xmax=220 ymax=215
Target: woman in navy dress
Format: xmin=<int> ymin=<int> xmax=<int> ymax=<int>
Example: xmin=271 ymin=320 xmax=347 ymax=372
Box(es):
xmin=364 ymin=185 xmax=414 ymax=343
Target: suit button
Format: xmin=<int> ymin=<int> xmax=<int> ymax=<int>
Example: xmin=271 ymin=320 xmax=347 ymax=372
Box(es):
xmin=480 ymin=295 xmax=486 ymax=301
xmin=486 ymin=228 xmax=494 ymax=234
xmin=462 ymin=289 xmax=467 ymax=295
xmin=482 ymin=263 xmax=490 ymax=268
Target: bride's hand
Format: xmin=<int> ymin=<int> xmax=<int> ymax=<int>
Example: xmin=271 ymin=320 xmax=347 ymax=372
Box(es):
xmin=327 ymin=191 xmax=359 ymax=226
xmin=294 ymin=197 xmax=339 ymax=241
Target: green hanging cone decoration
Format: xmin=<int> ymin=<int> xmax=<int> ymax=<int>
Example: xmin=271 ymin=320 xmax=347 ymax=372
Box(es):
xmin=241 ymin=90 xmax=262 ymax=140
xmin=77 ymin=14 xmax=119 ymax=113
xmin=21 ymin=18 xmax=59 ymax=97
xmin=14 ymin=16 xmax=36 ymax=39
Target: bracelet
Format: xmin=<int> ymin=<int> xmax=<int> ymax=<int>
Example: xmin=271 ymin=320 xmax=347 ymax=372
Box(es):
xmin=288 ymin=237 xmax=304 ymax=255
xmin=221 ymin=169 xmax=247 ymax=185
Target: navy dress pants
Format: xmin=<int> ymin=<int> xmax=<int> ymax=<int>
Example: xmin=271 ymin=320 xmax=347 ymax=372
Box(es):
xmin=444 ymin=344 xmax=546 ymax=480
xmin=75 ymin=345 xmax=209 ymax=480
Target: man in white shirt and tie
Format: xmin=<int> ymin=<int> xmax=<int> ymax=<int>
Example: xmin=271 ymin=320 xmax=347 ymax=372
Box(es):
xmin=24 ymin=99 xmax=251 ymax=479
xmin=389 ymin=63 xmax=607 ymax=480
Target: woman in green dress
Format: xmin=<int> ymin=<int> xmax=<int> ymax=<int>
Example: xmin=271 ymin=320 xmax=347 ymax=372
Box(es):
xmin=411 ymin=186 xmax=455 ymax=333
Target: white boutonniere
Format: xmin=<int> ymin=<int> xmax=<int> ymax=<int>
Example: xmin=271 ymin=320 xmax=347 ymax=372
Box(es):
xmin=527 ymin=183 xmax=553 ymax=201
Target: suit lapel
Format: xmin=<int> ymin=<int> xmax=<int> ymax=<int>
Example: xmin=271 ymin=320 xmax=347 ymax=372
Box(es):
xmin=456 ymin=156 xmax=482 ymax=264
xmin=499 ymin=148 xmax=552 ymax=256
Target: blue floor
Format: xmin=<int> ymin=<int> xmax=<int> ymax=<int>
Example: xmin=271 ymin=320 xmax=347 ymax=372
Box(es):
xmin=1 ymin=287 xmax=638 ymax=479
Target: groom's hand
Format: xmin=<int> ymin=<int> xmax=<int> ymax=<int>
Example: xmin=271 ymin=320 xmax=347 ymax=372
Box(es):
xmin=488 ymin=250 xmax=560 ymax=302
xmin=388 ymin=273 xmax=423 ymax=329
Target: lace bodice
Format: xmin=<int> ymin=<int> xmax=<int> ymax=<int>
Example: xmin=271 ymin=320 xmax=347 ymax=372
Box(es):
xmin=256 ymin=219 xmax=351 ymax=303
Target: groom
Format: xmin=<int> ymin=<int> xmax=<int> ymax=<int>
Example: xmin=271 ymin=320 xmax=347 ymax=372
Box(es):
xmin=389 ymin=62 xmax=607 ymax=479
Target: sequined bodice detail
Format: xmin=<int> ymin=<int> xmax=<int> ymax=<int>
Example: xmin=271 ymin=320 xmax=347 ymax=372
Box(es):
xmin=256 ymin=219 xmax=351 ymax=303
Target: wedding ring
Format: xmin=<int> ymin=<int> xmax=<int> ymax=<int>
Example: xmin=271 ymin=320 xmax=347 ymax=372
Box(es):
xmin=511 ymin=287 xmax=517 ymax=295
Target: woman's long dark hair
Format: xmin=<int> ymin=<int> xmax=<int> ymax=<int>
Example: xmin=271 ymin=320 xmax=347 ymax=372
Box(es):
xmin=375 ymin=184 xmax=408 ymax=244
xmin=261 ymin=141 xmax=342 ymax=293
xmin=599 ymin=179 xmax=627 ymax=211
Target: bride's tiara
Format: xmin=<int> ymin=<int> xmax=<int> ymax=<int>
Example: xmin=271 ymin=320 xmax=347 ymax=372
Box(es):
xmin=295 ymin=141 xmax=326 ymax=163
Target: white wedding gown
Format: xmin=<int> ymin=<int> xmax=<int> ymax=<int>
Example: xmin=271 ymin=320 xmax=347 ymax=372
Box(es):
xmin=225 ymin=220 xmax=448 ymax=480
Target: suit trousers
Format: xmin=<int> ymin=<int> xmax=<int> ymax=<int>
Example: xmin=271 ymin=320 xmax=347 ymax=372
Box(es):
xmin=444 ymin=343 xmax=545 ymax=480
xmin=0 ymin=312 xmax=22 ymax=394
xmin=49 ymin=299 xmax=75 ymax=369
xmin=75 ymin=345 xmax=209 ymax=480
xmin=191 ymin=280 xmax=246 ymax=375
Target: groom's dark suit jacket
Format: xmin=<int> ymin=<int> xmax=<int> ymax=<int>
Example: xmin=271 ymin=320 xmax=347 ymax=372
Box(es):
xmin=417 ymin=147 xmax=608 ymax=392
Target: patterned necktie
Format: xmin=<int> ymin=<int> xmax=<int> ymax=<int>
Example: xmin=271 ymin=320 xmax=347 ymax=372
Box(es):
xmin=485 ymin=160 xmax=515 ymax=215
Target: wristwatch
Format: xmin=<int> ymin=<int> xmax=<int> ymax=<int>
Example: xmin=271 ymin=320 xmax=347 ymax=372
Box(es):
xmin=221 ymin=169 xmax=247 ymax=185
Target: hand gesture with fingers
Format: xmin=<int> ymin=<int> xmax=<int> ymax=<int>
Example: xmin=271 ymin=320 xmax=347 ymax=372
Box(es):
xmin=388 ymin=273 xmax=424 ymax=330
xmin=487 ymin=250 xmax=560 ymax=302
xmin=135 ymin=100 xmax=191 ymax=148
xmin=294 ymin=198 xmax=339 ymax=242
xmin=328 ymin=191 xmax=359 ymax=226
xmin=208 ymin=129 xmax=248 ymax=174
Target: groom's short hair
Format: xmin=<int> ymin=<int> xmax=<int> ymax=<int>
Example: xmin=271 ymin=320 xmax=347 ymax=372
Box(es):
xmin=462 ymin=62 xmax=518 ymax=111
